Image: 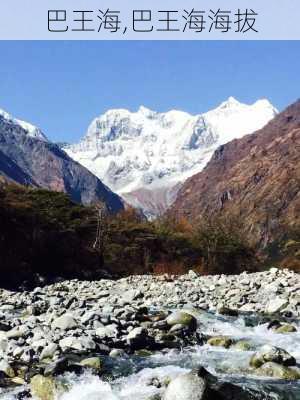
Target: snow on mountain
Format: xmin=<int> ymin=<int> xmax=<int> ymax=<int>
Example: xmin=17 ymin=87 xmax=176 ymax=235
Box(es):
xmin=65 ymin=97 xmax=278 ymax=218
xmin=0 ymin=108 xmax=48 ymax=141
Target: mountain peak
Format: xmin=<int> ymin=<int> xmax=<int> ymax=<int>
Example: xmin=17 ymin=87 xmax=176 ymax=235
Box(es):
xmin=0 ymin=107 xmax=48 ymax=141
xmin=0 ymin=108 xmax=12 ymax=121
xmin=138 ymin=105 xmax=155 ymax=115
xmin=253 ymin=98 xmax=278 ymax=112
xmin=66 ymin=97 xmax=277 ymax=218
xmin=218 ymin=96 xmax=242 ymax=109
xmin=227 ymin=96 xmax=240 ymax=104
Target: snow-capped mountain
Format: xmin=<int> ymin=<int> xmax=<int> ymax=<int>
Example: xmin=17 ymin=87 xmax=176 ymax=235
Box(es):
xmin=0 ymin=107 xmax=124 ymax=213
xmin=65 ymin=97 xmax=278 ymax=218
xmin=0 ymin=108 xmax=48 ymax=141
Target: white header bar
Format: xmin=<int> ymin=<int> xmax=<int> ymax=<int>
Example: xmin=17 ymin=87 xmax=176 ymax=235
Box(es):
xmin=0 ymin=0 xmax=299 ymax=40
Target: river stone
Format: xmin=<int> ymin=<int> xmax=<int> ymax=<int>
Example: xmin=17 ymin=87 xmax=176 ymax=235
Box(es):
xmin=0 ymin=359 xmax=15 ymax=378
xmin=126 ymin=327 xmax=149 ymax=349
xmin=96 ymin=324 xmax=118 ymax=339
xmin=196 ymin=366 xmax=277 ymax=400
xmin=217 ymin=306 xmax=238 ymax=317
xmin=122 ymin=289 xmax=144 ymax=303
xmin=169 ymin=324 xmax=187 ymax=334
xmin=135 ymin=349 xmax=153 ymax=357
xmin=11 ymin=376 xmax=25 ymax=385
xmin=0 ymin=332 xmax=8 ymax=352
xmin=6 ymin=326 xmax=27 ymax=339
xmin=79 ymin=357 xmax=103 ymax=371
xmin=188 ymin=270 xmax=199 ymax=279
xmin=81 ymin=311 xmax=101 ymax=325
xmin=44 ymin=357 xmax=72 ymax=377
xmin=166 ymin=311 xmax=197 ymax=329
xmin=164 ymin=370 xmax=207 ymax=400
xmin=255 ymin=362 xmax=300 ymax=380
xmin=266 ymin=298 xmax=288 ymax=314
xmin=40 ymin=343 xmax=58 ymax=361
xmin=232 ymin=340 xmax=252 ymax=351
xmin=147 ymin=395 xmax=161 ymax=400
xmin=207 ymin=336 xmax=232 ymax=349
xmin=267 ymin=320 xmax=281 ymax=330
xmin=181 ymin=307 xmax=204 ymax=320
xmin=30 ymin=375 xmax=56 ymax=400
xmin=109 ymin=349 xmax=125 ymax=357
xmin=275 ymin=324 xmax=297 ymax=334
xmin=0 ymin=322 xmax=11 ymax=332
xmin=59 ymin=336 xmax=96 ymax=352
xmin=250 ymin=345 xmax=296 ymax=368
xmin=51 ymin=314 xmax=78 ymax=330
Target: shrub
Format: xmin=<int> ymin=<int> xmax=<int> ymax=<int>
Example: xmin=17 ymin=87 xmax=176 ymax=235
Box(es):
xmin=192 ymin=216 xmax=257 ymax=275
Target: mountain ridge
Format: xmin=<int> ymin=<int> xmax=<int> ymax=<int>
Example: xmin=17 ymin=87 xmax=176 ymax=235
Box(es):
xmin=65 ymin=97 xmax=277 ymax=218
xmin=169 ymin=99 xmax=300 ymax=266
xmin=0 ymin=109 xmax=124 ymax=213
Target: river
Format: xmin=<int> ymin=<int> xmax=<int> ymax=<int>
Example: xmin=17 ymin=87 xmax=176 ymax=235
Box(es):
xmin=1 ymin=309 xmax=299 ymax=399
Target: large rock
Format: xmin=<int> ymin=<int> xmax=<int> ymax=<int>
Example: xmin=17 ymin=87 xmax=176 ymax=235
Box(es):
xmin=217 ymin=306 xmax=238 ymax=317
xmin=232 ymin=340 xmax=252 ymax=351
xmin=207 ymin=336 xmax=232 ymax=349
xmin=6 ymin=325 xmax=27 ymax=339
xmin=250 ymin=345 xmax=296 ymax=368
xmin=255 ymin=362 xmax=300 ymax=380
xmin=43 ymin=357 xmax=74 ymax=377
xmin=0 ymin=322 xmax=11 ymax=332
xmin=79 ymin=357 xmax=103 ymax=371
xmin=95 ymin=324 xmax=118 ymax=339
xmin=0 ymin=331 xmax=8 ymax=352
xmin=266 ymin=298 xmax=288 ymax=314
xmin=59 ymin=336 xmax=96 ymax=352
xmin=51 ymin=314 xmax=78 ymax=331
xmin=166 ymin=311 xmax=197 ymax=330
xmin=126 ymin=327 xmax=150 ymax=350
xmin=122 ymin=289 xmax=144 ymax=304
xmin=188 ymin=270 xmax=199 ymax=279
xmin=40 ymin=343 xmax=58 ymax=361
xmin=164 ymin=367 xmax=274 ymax=400
xmin=30 ymin=375 xmax=56 ymax=400
xmin=275 ymin=324 xmax=297 ymax=334
xmin=0 ymin=359 xmax=15 ymax=378
xmin=164 ymin=370 xmax=207 ymax=400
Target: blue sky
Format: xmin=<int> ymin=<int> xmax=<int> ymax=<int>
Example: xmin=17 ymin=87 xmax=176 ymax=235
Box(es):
xmin=0 ymin=41 xmax=299 ymax=142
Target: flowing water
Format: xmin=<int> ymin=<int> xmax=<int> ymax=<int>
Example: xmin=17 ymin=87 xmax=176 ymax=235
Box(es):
xmin=1 ymin=311 xmax=300 ymax=399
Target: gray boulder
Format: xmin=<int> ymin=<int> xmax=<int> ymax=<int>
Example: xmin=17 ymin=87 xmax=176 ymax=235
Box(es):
xmin=250 ymin=345 xmax=296 ymax=368
xmin=164 ymin=367 xmax=275 ymax=400
xmin=164 ymin=370 xmax=207 ymax=400
xmin=51 ymin=314 xmax=78 ymax=331
xmin=127 ymin=327 xmax=150 ymax=350
xmin=40 ymin=343 xmax=58 ymax=361
xmin=255 ymin=362 xmax=300 ymax=380
xmin=166 ymin=311 xmax=197 ymax=330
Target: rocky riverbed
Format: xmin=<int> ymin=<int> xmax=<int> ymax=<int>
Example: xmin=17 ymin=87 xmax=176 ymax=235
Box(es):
xmin=0 ymin=268 xmax=299 ymax=399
